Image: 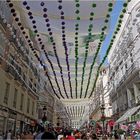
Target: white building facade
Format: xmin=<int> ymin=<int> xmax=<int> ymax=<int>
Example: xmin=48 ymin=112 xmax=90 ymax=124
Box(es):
xmin=108 ymin=0 xmax=140 ymax=122
xmin=89 ymin=67 xmax=112 ymax=121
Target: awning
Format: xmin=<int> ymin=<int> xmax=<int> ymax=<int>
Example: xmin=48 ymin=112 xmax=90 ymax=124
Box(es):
xmin=116 ymin=105 xmax=140 ymax=124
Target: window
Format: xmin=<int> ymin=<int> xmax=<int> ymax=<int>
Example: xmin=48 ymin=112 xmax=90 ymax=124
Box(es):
xmin=4 ymin=82 xmax=10 ymax=104
xmin=13 ymin=88 xmax=18 ymax=108
xmin=125 ymin=63 xmax=127 ymax=69
xmin=131 ymin=58 xmax=133 ymax=63
xmin=20 ymin=94 xmax=24 ymax=111
xmin=32 ymin=101 xmax=34 ymax=115
xmin=27 ymin=98 xmax=30 ymax=113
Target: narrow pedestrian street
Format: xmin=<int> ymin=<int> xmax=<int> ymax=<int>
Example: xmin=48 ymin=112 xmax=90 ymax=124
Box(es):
xmin=0 ymin=0 xmax=140 ymax=140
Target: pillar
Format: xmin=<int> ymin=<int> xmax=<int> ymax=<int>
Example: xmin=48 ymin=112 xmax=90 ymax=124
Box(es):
xmin=133 ymin=84 xmax=139 ymax=104
xmin=127 ymin=88 xmax=132 ymax=108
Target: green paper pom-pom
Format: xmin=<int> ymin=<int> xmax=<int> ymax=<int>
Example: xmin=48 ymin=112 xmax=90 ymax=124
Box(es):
xmin=92 ymin=3 xmax=96 ymax=8
xmin=75 ymin=10 xmax=80 ymax=14
xmin=122 ymin=9 xmax=126 ymax=13
xmin=76 ymin=3 xmax=80 ymax=7
xmin=105 ymin=19 xmax=109 ymax=23
xmin=119 ymin=19 xmax=122 ymax=23
xmin=113 ymin=35 xmax=116 ymax=39
xmin=90 ymin=17 xmax=93 ymax=21
xmin=89 ymin=24 xmax=93 ymax=28
xmin=120 ymin=14 xmax=124 ymax=18
xmin=106 ymin=14 xmax=110 ymax=18
xmin=123 ymin=3 xmax=127 ymax=7
xmin=108 ymin=8 xmax=112 ymax=12
xmin=77 ymin=16 xmax=80 ymax=20
xmin=90 ymin=12 xmax=94 ymax=16
xmin=101 ymin=32 xmax=104 ymax=35
xmin=108 ymin=3 xmax=113 ymax=7
xmin=75 ymin=23 xmax=79 ymax=27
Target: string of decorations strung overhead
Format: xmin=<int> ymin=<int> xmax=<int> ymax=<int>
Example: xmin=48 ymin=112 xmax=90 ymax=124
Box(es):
xmin=22 ymin=1 xmax=64 ymax=99
xmin=79 ymin=2 xmax=96 ymax=98
xmin=40 ymin=1 xmax=69 ymax=99
xmin=74 ymin=0 xmax=80 ymax=98
xmin=57 ymin=0 xmax=73 ymax=99
xmin=84 ymin=2 xmax=114 ymax=98
xmin=88 ymin=0 xmax=130 ymax=98
xmin=6 ymin=0 xmax=60 ymax=99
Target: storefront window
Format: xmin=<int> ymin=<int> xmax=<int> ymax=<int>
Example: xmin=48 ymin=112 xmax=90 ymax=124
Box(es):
xmin=0 ymin=116 xmax=5 ymax=134
xmin=7 ymin=118 xmax=15 ymax=132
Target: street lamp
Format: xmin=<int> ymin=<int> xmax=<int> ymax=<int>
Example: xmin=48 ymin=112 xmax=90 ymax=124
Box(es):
xmin=100 ymin=104 xmax=106 ymax=137
xmin=42 ymin=106 xmax=47 ymax=123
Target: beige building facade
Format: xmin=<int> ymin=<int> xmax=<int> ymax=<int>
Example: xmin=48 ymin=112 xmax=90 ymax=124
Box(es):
xmin=0 ymin=1 xmax=39 ymax=134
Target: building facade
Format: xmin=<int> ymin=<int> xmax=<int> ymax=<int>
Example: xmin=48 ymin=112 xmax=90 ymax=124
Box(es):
xmin=0 ymin=1 xmax=40 ymax=134
xmin=108 ymin=0 xmax=140 ymax=122
xmin=37 ymin=80 xmax=55 ymax=124
xmin=53 ymin=99 xmax=71 ymax=128
xmin=89 ymin=67 xmax=112 ymax=121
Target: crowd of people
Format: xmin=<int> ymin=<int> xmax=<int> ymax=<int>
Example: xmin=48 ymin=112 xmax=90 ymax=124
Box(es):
xmin=1 ymin=125 xmax=140 ymax=140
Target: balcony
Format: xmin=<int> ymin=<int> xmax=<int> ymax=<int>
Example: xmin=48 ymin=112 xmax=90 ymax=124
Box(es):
xmin=5 ymin=64 xmax=16 ymax=78
xmin=123 ymin=103 xmax=128 ymax=110
xmin=0 ymin=16 xmax=7 ymax=32
xmin=137 ymin=95 xmax=140 ymax=104
xmin=130 ymin=98 xmax=136 ymax=108
xmin=117 ymin=62 xmax=140 ymax=89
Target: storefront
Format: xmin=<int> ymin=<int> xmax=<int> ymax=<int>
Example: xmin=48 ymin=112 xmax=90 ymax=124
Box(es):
xmin=0 ymin=107 xmax=8 ymax=134
xmin=16 ymin=113 xmax=25 ymax=133
xmin=23 ymin=117 xmax=30 ymax=132
xmin=0 ymin=116 xmax=6 ymax=134
xmin=7 ymin=110 xmax=17 ymax=133
xmin=116 ymin=105 xmax=140 ymax=124
xmin=30 ymin=120 xmax=37 ymax=132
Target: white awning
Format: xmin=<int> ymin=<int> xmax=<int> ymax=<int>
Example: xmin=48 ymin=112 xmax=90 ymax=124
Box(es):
xmin=116 ymin=105 xmax=140 ymax=124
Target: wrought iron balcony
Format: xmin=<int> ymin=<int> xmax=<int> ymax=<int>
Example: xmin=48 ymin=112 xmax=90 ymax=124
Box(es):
xmin=130 ymin=98 xmax=136 ymax=108
xmin=116 ymin=62 xmax=140 ymax=89
xmin=0 ymin=16 xmax=7 ymax=31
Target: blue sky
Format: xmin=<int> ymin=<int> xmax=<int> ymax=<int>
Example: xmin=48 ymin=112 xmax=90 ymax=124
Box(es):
xmin=100 ymin=0 xmax=124 ymax=64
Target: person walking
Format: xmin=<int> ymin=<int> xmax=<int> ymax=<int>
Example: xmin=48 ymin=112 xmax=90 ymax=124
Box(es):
xmin=6 ymin=130 xmax=12 ymax=140
xmin=21 ymin=131 xmax=34 ymax=140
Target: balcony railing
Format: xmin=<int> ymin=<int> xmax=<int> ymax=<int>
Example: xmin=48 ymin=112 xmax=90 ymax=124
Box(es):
xmin=4 ymin=60 xmax=38 ymax=95
xmin=0 ymin=16 xmax=7 ymax=31
xmin=123 ymin=103 xmax=128 ymax=110
xmin=0 ymin=16 xmax=37 ymax=76
xmin=137 ymin=95 xmax=140 ymax=104
xmin=130 ymin=98 xmax=136 ymax=108
xmin=117 ymin=62 xmax=139 ymax=89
